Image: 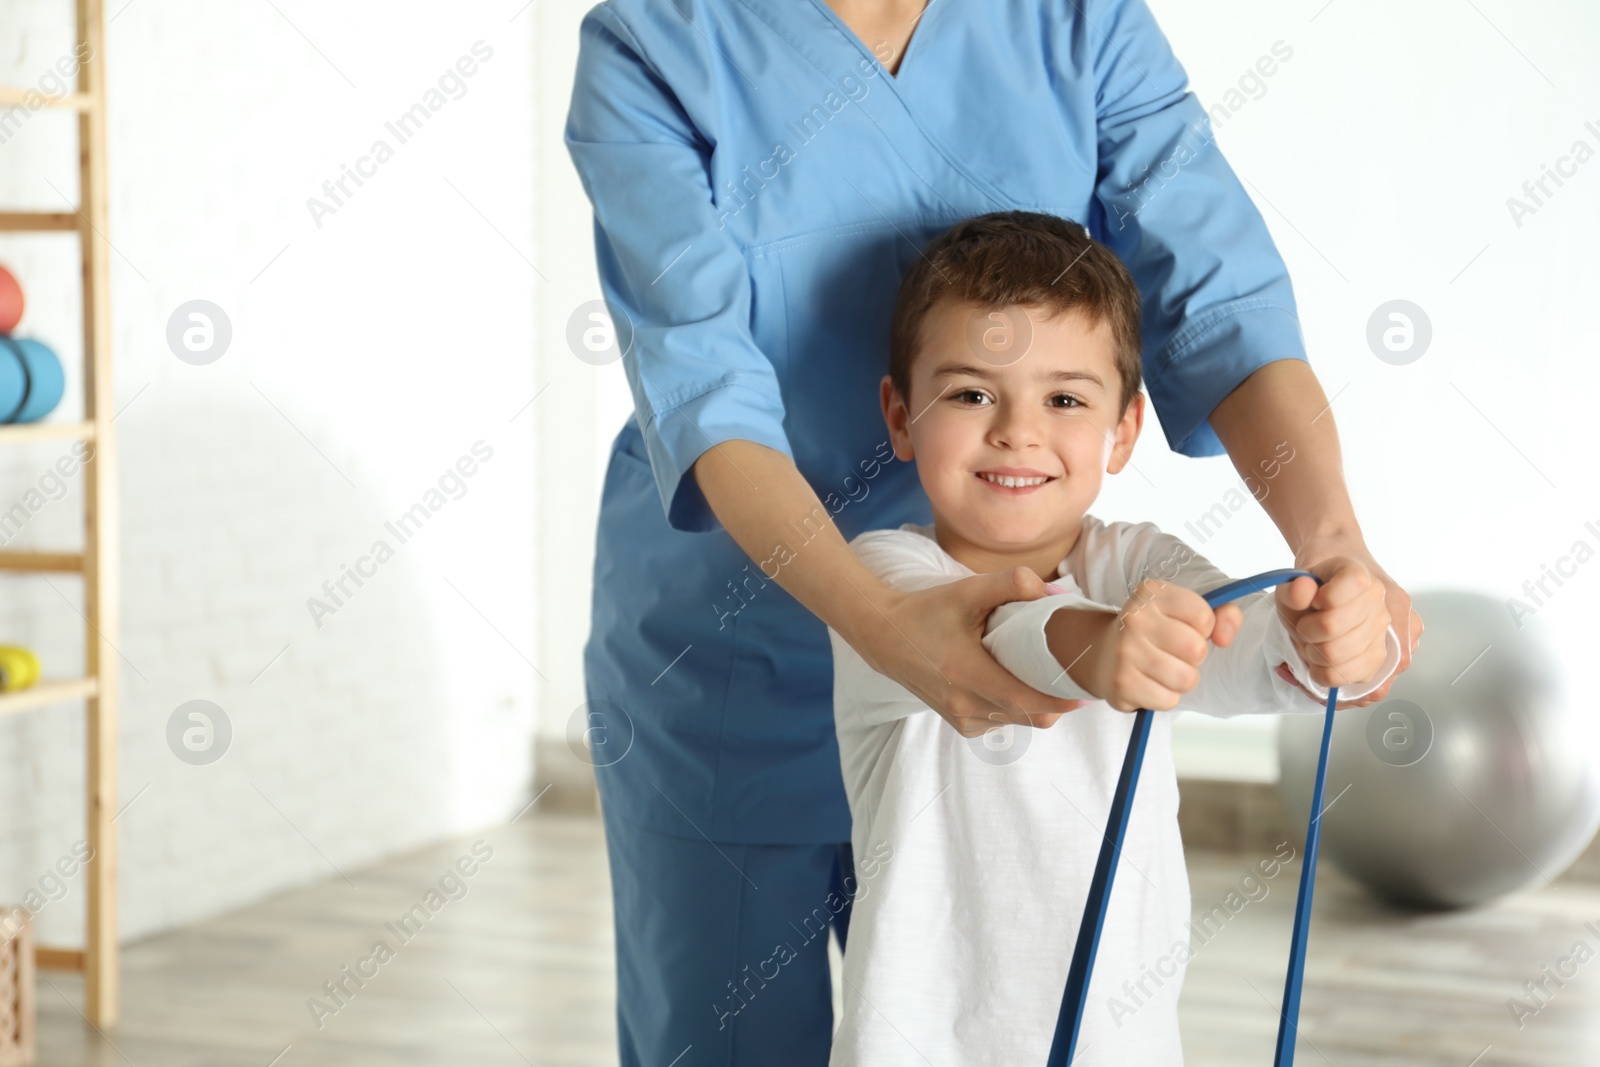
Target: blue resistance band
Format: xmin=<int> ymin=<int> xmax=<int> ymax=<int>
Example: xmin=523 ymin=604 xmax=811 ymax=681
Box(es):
xmin=1047 ymin=568 xmax=1336 ymax=1067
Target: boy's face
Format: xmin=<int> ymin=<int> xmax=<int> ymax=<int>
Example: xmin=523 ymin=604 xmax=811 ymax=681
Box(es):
xmin=881 ymin=299 xmax=1144 ymax=568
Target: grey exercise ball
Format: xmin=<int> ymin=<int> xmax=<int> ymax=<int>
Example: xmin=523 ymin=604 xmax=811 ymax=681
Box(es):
xmin=1276 ymin=589 xmax=1600 ymax=909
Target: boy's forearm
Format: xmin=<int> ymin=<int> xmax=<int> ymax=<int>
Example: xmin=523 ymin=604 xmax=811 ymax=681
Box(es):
xmin=690 ymin=438 xmax=894 ymax=651
xmin=1043 ymin=607 xmax=1118 ymax=698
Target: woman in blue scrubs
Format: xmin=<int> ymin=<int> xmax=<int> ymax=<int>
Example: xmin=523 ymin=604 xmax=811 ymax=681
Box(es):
xmin=565 ymin=1 xmax=1420 ymax=1063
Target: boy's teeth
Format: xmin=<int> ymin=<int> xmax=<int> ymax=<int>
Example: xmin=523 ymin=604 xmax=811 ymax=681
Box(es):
xmin=982 ymin=472 xmax=1049 ymax=487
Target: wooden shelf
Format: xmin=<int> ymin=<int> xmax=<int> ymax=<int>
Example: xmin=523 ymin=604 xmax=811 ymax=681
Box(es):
xmin=0 ymin=420 xmax=96 ymax=443
xmin=35 ymin=946 xmax=86 ymax=972
xmin=0 ymin=551 xmax=85 ymax=573
xmin=0 ymin=89 xmax=92 ymax=110
xmin=0 ymin=211 xmax=81 ymax=233
xmin=0 ymin=678 xmax=99 ymax=718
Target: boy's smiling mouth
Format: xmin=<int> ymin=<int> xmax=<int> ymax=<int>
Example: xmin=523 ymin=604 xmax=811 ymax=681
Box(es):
xmin=975 ymin=466 xmax=1057 ymax=492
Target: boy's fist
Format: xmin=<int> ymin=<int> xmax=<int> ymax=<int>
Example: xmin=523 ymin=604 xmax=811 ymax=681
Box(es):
xmin=1093 ymin=579 xmax=1243 ymax=713
xmin=1273 ymin=560 xmax=1390 ymax=693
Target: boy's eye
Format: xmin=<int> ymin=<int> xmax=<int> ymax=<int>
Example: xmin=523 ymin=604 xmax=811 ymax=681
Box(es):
xmin=950 ymin=389 xmax=1085 ymax=408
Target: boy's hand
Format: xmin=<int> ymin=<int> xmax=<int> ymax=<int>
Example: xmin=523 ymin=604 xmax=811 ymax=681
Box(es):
xmin=1273 ymin=559 xmax=1390 ymax=694
xmin=1090 ymin=579 xmax=1243 ymax=713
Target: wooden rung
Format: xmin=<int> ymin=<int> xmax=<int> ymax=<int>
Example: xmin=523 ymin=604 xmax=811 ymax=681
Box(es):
xmin=0 ymin=421 xmax=97 ymax=444
xmin=0 ymin=551 xmax=84 ymax=573
xmin=0 ymin=211 xmax=80 ymax=233
xmin=0 ymin=677 xmax=98 ymax=718
xmin=0 ymin=89 xmax=92 ymax=110
xmin=35 ymin=946 xmax=86 ymax=972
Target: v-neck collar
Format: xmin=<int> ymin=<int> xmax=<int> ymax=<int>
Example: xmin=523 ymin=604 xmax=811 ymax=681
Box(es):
xmin=802 ymin=0 xmax=943 ymax=84
xmin=734 ymin=0 xmax=1012 ymax=216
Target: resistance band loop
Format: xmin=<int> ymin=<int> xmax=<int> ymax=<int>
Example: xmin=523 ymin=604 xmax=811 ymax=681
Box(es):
xmin=1047 ymin=568 xmax=1336 ymax=1067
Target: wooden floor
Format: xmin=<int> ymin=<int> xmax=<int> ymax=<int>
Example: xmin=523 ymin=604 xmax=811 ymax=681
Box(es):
xmin=30 ymin=812 xmax=1600 ymax=1065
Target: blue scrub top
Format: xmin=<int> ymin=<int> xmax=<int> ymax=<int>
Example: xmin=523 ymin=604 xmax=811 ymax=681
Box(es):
xmin=565 ymin=0 xmax=1309 ymax=844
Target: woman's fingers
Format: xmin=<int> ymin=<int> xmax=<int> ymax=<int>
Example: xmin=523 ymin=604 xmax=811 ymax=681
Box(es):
xmin=958 ymin=641 xmax=1082 ymax=727
xmin=966 ymin=566 xmax=1049 ymax=621
xmin=879 ymin=573 xmax=1087 ymax=735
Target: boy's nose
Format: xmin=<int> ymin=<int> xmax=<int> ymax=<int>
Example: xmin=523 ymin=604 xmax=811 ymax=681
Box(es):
xmin=987 ymin=408 xmax=1045 ymax=450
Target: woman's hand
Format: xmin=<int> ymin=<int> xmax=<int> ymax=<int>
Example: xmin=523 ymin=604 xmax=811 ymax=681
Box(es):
xmin=1280 ymin=537 xmax=1421 ymax=706
xmin=853 ymin=566 xmax=1092 ymax=738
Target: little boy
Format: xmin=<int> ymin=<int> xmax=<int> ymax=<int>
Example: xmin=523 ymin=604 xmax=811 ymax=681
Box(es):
xmin=825 ymin=211 xmax=1400 ymax=1065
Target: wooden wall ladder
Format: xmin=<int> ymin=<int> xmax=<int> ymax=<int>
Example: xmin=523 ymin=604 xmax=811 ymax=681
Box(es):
xmin=0 ymin=0 xmax=121 ymax=1028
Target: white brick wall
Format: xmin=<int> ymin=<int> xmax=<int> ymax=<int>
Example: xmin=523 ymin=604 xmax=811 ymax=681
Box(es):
xmin=0 ymin=1 xmax=544 ymax=944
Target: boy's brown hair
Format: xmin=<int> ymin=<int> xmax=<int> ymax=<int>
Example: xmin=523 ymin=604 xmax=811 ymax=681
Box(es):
xmin=888 ymin=211 xmax=1142 ymax=415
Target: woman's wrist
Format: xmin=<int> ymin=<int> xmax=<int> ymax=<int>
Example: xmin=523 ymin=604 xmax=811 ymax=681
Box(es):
xmin=1293 ymin=526 xmax=1371 ymax=568
xmin=831 ymin=574 xmax=905 ymax=668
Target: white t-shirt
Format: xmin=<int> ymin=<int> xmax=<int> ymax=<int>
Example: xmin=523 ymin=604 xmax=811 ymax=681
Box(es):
xmin=825 ymin=515 xmax=1402 ymax=1067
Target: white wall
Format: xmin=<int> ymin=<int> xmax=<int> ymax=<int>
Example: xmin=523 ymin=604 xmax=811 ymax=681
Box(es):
xmin=0 ymin=1 xmax=539 ymax=943
xmin=1123 ymin=0 xmax=1600 ymax=779
xmin=530 ymin=1 xmax=627 ymax=794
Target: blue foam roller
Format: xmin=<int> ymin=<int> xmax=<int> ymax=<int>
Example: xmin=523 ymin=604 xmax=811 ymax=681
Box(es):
xmin=0 ymin=336 xmax=65 ymax=423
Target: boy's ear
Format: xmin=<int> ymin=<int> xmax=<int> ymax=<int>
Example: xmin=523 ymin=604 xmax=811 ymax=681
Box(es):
xmin=1105 ymin=390 xmax=1144 ymax=474
xmin=880 ymin=375 xmax=914 ymax=461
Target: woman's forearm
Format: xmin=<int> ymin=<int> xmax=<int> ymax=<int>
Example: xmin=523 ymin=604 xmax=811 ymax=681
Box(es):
xmin=693 ymin=438 xmax=1089 ymax=731
xmin=690 ymin=438 xmax=895 ymax=652
xmin=1206 ymin=358 xmax=1364 ymax=555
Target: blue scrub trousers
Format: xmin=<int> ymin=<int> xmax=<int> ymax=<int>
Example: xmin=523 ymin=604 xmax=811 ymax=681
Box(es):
xmin=601 ymin=803 xmax=855 ymax=1066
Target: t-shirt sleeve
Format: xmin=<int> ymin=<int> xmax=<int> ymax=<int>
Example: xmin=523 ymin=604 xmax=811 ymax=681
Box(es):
xmin=980 ymin=580 xmax=1124 ymax=702
xmin=1083 ymin=0 xmax=1309 ymax=459
xmin=834 ymin=529 xmax=1114 ymax=721
xmin=853 ymin=532 xmax=1133 ymax=704
xmin=564 ymin=7 xmax=792 ymax=533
